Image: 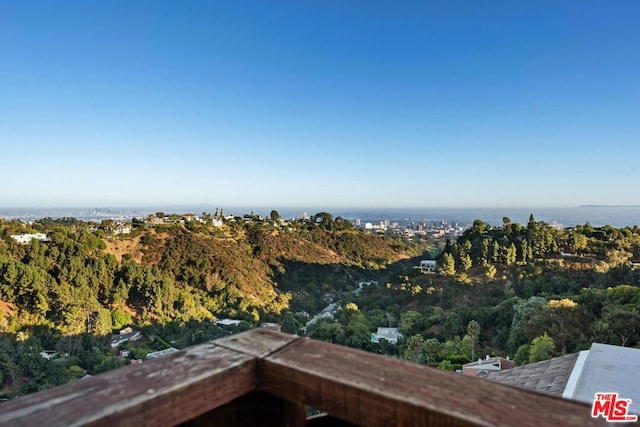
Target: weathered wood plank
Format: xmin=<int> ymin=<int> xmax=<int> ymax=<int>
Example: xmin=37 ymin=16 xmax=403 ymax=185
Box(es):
xmin=260 ymin=337 xmax=607 ymax=427
xmin=0 ymin=330 xmax=610 ymax=427
xmin=0 ymin=343 xmax=256 ymax=427
xmin=214 ymin=328 xmax=300 ymax=358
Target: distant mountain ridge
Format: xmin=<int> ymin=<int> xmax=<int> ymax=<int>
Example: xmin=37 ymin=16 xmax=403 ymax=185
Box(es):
xmin=578 ymin=205 xmax=640 ymax=208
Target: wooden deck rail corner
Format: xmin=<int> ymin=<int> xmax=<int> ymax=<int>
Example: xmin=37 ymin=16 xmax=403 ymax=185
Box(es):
xmin=0 ymin=329 xmax=606 ymax=427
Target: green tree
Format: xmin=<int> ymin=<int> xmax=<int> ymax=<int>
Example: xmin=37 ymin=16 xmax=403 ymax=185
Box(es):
xmin=599 ymin=305 xmax=640 ymax=347
xmin=460 ymin=253 xmax=472 ymax=271
xmin=346 ymin=320 xmax=371 ymax=349
xmin=485 ymin=264 xmax=496 ymax=280
xmin=460 ymin=335 xmax=473 ymax=361
xmin=594 ymin=285 xmax=640 ymax=346
xmin=491 ymin=240 xmax=500 ymax=263
xmin=514 ymin=344 xmax=530 ymax=366
xmin=527 ymin=214 xmax=536 ymax=230
xmin=480 ymin=239 xmax=491 ymax=267
xmin=281 ymin=312 xmax=301 ymax=334
xmin=404 ymin=335 xmax=442 ymax=366
xmin=437 ymin=359 xmax=455 ymax=371
xmin=422 ymin=338 xmax=442 ymax=365
xmin=92 ymin=308 xmax=112 ymax=336
xmin=312 ymin=212 xmax=335 ymax=231
xmin=529 ymin=333 xmax=555 ymax=363
xmin=505 ymin=244 xmax=517 ymax=266
xmin=440 ymin=253 xmax=456 ymax=276
xmin=398 ymin=310 xmax=424 ymax=337
xmin=520 ymin=239 xmax=533 ymax=262
xmin=508 ymin=296 xmax=547 ymax=353
xmin=467 ymin=320 xmax=481 ymax=361
xmin=111 ymin=308 xmax=132 ymax=330
xmin=442 ymin=311 xmax=463 ymax=337
xmin=546 ymin=298 xmax=579 ymax=352
xmin=403 ymin=334 xmax=426 ymax=364
xmin=311 ymin=319 xmax=345 ymax=344
xmin=570 ymin=232 xmax=588 ymax=254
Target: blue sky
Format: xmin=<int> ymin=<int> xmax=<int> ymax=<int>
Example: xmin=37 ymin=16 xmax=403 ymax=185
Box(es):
xmin=1 ymin=1 xmax=639 ymax=209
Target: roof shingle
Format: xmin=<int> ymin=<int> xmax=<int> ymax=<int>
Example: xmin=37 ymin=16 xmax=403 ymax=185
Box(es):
xmin=485 ymin=353 xmax=579 ymax=396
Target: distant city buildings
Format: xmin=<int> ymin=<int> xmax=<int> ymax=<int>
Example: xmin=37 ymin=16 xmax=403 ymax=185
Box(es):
xmin=355 ymin=218 xmax=465 ymax=240
xmin=551 ymin=221 xmax=564 ymax=230
xmin=3 ymin=210 xmax=471 ymax=245
xmin=6 ymin=209 xmax=585 ymax=246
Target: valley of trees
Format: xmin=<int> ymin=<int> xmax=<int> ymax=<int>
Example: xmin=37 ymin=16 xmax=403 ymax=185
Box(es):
xmin=1 ymin=212 xmax=639 ymax=399
xmin=309 ymin=215 xmax=640 ymax=371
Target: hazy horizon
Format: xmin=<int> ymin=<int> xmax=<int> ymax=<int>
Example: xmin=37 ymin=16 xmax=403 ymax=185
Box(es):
xmin=3 ymin=204 xmax=640 ymax=229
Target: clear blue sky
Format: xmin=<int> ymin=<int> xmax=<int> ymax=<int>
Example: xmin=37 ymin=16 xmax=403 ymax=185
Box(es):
xmin=1 ymin=1 xmax=639 ymax=209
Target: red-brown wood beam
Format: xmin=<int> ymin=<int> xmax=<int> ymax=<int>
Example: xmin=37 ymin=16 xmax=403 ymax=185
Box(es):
xmin=258 ymin=335 xmax=606 ymax=427
xmin=0 ymin=343 xmax=256 ymax=427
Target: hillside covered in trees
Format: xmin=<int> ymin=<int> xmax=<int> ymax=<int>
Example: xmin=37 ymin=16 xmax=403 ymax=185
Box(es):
xmin=309 ymin=215 xmax=640 ymax=372
xmin=1 ymin=212 xmax=640 ymax=399
xmin=0 ymin=212 xmax=428 ymax=396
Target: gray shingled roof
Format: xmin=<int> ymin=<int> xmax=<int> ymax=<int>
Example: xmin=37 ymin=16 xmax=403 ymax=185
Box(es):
xmin=485 ymin=353 xmax=579 ymax=396
xmin=566 ymin=343 xmax=640 ymax=415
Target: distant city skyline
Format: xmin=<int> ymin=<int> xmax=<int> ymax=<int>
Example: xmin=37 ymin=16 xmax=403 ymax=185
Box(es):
xmin=3 ymin=205 xmax=640 ymax=229
xmin=1 ymin=2 xmax=639 ymax=208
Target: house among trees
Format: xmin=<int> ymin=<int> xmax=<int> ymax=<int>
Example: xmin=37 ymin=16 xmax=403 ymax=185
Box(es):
xmin=39 ymin=350 xmax=58 ymax=361
xmin=109 ymin=327 xmax=141 ymax=348
xmin=148 ymin=216 xmax=165 ymax=226
xmin=146 ymin=348 xmax=179 ymax=359
xmin=371 ymin=327 xmax=402 ymax=345
xmin=260 ymin=322 xmax=282 ymax=332
xmin=418 ymin=260 xmax=436 ymax=273
xmin=10 ymin=233 xmax=48 ymax=244
xmin=462 ymin=355 xmax=515 ymax=377
xmin=111 ymin=222 xmax=131 ymax=235
xmin=216 ymin=318 xmax=242 ymax=327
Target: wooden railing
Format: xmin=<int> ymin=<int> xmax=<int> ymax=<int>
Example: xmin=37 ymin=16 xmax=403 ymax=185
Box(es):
xmin=0 ymin=329 xmax=606 ymax=426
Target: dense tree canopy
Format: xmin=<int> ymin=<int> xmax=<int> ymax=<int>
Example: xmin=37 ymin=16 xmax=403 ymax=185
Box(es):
xmin=0 ymin=214 xmax=427 ymax=397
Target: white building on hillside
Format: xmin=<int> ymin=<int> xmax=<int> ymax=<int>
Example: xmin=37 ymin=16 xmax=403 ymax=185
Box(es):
xmin=10 ymin=233 xmax=48 ymax=244
xmin=419 ymin=260 xmax=437 ymax=273
xmin=371 ymin=327 xmax=402 ymax=345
